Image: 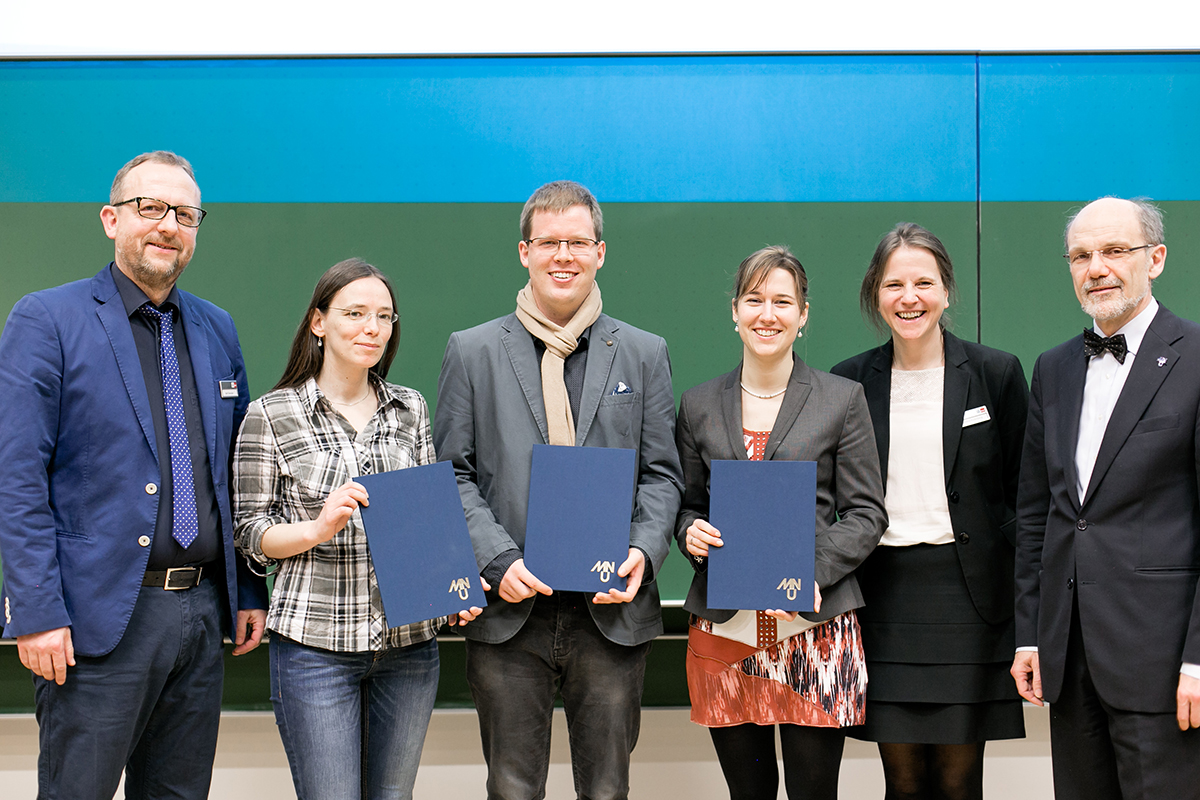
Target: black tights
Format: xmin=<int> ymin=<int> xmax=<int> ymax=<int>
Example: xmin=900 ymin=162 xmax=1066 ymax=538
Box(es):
xmin=877 ymin=742 xmax=985 ymax=800
xmin=709 ymin=723 xmax=846 ymax=800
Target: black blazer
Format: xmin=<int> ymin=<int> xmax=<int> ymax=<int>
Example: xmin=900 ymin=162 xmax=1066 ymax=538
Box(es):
xmin=674 ymin=358 xmax=887 ymax=624
xmin=1015 ymin=304 xmax=1200 ymax=713
xmin=830 ymin=330 xmax=1029 ymax=625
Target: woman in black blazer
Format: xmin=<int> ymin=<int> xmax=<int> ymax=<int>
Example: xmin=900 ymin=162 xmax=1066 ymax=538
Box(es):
xmin=676 ymin=246 xmax=887 ymax=800
xmin=830 ymin=224 xmax=1028 ymax=800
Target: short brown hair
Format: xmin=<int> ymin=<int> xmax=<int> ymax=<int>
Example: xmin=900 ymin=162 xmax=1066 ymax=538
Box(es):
xmin=732 ymin=245 xmax=808 ymax=304
xmin=110 ymin=151 xmax=199 ymax=204
xmin=519 ymin=180 xmax=603 ymax=240
xmin=859 ymin=223 xmax=957 ymax=336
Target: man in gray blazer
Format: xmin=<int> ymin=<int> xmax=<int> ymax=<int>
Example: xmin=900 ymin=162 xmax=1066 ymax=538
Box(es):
xmin=434 ymin=180 xmax=683 ymax=800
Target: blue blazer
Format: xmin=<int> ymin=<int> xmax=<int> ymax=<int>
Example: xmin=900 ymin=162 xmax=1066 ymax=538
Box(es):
xmin=0 ymin=265 xmax=267 ymax=656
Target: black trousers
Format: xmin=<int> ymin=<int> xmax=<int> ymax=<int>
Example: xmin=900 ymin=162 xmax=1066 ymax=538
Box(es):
xmin=1049 ymin=603 xmax=1200 ymax=800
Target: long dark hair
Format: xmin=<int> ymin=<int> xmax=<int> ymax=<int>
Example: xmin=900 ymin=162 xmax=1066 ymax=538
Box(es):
xmin=274 ymin=258 xmax=401 ymax=391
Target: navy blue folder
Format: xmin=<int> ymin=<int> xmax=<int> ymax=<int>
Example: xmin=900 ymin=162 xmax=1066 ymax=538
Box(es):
xmin=356 ymin=460 xmax=486 ymax=628
xmin=707 ymin=459 xmax=817 ymax=612
xmin=523 ymin=444 xmax=636 ymax=593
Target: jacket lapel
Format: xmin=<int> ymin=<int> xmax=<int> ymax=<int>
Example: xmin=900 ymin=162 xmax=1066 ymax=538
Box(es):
xmin=764 ymin=358 xmax=812 ymax=461
xmin=1083 ymin=309 xmax=1181 ymax=507
xmin=179 ymin=294 xmax=218 ymax=461
xmin=1057 ymin=336 xmax=1088 ymax=511
xmin=721 ymin=367 xmax=746 ymax=459
xmin=942 ymin=332 xmax=970 ymax=484
xmin=500 ymin=314 xmax=549 ymax=444
xmin=574 ymin=317 xmax=618 ymax=446
xmin=92 ymin=269 xmax=159 ymax=463
xmin=861 ymin=343 xmax=892 ymax=475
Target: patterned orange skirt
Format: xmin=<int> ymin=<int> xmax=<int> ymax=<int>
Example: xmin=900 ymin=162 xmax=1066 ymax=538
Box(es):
xmin=687 ymin=611 xmax=867 ymax=728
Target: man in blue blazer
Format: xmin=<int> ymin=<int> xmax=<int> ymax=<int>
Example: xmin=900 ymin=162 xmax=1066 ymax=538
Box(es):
xmin=0 ymin=151 xmax=267 ymax=799
xmin=434 ymin=181 xmax=683 ymax=800
xmin=1012 ymin=197 xmax=1200 ymax=798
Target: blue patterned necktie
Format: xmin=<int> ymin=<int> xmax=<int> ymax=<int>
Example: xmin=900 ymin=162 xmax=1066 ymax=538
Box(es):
xmin=140 ymin=305 xmax=199 ymax=549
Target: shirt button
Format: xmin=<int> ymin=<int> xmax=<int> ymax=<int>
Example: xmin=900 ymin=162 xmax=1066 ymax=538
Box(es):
xmin=138 ymin=535 xmax=151 ymax=547
xmin=145 ymin=483 xmax=158 ymax=495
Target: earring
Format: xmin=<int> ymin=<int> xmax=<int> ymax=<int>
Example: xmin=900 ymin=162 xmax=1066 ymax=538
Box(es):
xmin=797 ymin=330 xmax=803 ymax=339
xmin=733 ymin=323 xmax=739 ymax=332
xmin=316 ymin=336 xmax=324 ymax=348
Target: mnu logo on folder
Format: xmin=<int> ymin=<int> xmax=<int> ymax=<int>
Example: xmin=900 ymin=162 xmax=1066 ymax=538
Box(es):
xmin=448 ymin=577 xmax=472 ymax=600
xmin=777 ymin=577 xmax=804 ymax=601
xmin=591 ymin=560 xmax=617 ymax=582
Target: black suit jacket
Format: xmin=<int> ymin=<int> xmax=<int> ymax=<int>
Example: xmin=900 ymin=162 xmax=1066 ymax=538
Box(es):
xmin=1015 ymin=304 xmax=1200 ymax=713
xmin=674 ymin=359 xmax=887 ymax=624
xmin=831 ymin=331 xmax=1029 ymax=625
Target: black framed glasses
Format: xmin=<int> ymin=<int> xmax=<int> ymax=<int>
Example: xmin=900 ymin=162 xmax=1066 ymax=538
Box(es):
xmin=523 ymin=237 xmax=600 ymax=256
xmin=112 ymin=197 xmax=207 ymax=228
xmin=1063 ymin=244 xmax=1156 ymax=269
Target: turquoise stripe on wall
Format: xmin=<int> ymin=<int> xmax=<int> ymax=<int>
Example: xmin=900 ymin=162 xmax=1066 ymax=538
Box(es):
xmin=980 ymin=54 xmax=1200 ymax=201
xmin=0 ymin=55 xmax=977 ymax=203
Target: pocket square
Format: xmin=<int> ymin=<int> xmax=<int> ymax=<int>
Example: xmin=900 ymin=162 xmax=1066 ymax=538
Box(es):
xmin=611 ymin=381 xmax=633 ymax=395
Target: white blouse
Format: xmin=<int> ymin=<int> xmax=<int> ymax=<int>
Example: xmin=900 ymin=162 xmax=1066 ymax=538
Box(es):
xmin=881 ymin=367 xmax=954 ymax=547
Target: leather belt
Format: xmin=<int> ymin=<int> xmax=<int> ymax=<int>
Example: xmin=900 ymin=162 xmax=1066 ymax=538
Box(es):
xmin=143 ymin=566 xmax=205 ymax=590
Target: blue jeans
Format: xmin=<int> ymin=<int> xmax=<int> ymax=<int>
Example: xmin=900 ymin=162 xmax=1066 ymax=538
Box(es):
xmin=34 ymin=578 xmax=226 ymax=800
xmin=466 ymin=592 xmax=651 ymax=800
xmin=270 ymin=635 xmax=440 ymax=800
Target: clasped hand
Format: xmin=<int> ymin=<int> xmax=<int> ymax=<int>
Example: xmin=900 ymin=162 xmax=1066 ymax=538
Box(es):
xmin=684 ymin=519 xmax=822 ymax=620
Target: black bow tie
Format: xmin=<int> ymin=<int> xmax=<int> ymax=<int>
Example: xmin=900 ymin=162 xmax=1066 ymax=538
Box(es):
xmin=1083 ymin=328 xmax=1128 ymax=364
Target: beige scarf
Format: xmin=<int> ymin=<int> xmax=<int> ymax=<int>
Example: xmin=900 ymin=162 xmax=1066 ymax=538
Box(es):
xmin=515 ymin=281 xmax=603 ymax=446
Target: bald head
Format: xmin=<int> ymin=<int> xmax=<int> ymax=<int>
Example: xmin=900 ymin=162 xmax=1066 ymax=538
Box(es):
xmin=1065 ymin=197 xmax=1164 ymax=251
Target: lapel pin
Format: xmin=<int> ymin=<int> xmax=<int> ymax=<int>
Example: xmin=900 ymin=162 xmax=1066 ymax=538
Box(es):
xmin=606 ymin=340 xmax=614 ymax=347
xmin=1157 ymin=357 xmax=1167 ymax=367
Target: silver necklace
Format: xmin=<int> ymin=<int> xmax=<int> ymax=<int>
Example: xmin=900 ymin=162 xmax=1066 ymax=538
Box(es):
xmin=328 ymin=387 xmax=374 ymax=407
xmin=740 ymin=382 xmax=786 ymax=399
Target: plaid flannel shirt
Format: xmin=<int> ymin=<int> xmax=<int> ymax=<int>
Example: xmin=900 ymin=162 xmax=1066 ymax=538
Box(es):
xmin=233 ymin=376 xmax=442 ymax=651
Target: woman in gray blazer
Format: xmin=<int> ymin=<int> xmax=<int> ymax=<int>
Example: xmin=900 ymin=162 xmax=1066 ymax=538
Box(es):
xmin=831 ymin=224 xmax=1028 ymax=800
xmin=676 ymin=246 xmax=887 ymax=800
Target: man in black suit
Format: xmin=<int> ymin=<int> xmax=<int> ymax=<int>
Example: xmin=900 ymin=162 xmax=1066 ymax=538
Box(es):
xmin=1012 ymin=197 xmax=1200 ymax=798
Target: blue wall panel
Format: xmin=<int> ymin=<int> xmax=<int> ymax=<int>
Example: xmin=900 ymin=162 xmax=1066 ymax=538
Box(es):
xmin=0 ymin=56 xmax=977 ymax=203
xmin=980 ymin=54 xmax=1200 ymax=201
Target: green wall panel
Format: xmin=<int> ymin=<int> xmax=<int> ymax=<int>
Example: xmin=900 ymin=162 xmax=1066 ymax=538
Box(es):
xmin=0 ymin=200 xmax=979 ymax=606
xmin=979 ymin=201 xmax=1200 ymax=378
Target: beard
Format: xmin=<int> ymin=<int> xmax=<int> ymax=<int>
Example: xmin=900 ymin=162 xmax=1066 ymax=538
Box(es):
xmin=118 ymin=236 xmax=190 ymax=295
xmin=1079 ymin=277 xmax=1149 ymax=324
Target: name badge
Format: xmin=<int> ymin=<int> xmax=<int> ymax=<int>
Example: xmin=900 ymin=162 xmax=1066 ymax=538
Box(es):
xmin=963 ymin=405 xmax=990 ymax=427
xmin=219 ymin=380 xmax=239 ymax=399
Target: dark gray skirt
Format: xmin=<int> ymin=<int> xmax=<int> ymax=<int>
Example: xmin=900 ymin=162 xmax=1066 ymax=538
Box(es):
xmin=848 ymin=542 xmax=1025 ymax=744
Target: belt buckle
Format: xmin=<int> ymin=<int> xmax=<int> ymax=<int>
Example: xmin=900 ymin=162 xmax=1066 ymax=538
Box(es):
xmin=164 ymin=566 xmax=201 ymax=591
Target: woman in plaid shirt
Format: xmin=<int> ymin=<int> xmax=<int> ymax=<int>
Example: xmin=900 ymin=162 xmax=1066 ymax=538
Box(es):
xmin=233 ymin=258 xmax=481 ymax=800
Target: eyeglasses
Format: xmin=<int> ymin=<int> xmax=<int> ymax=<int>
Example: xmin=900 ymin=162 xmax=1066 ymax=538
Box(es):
xmin=1063 ymin=244 xmax=1156 ymax=269
xmin=524 ymin=237 xmax=600 ymax=256
xmin=112 ymin=197 xmax=207 ymax=228
xmin=330 ymin=307 xmax=398 ymax=326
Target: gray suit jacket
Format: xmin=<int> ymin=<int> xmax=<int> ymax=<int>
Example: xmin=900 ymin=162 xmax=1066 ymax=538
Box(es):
xmin=674 ymin=359 xmax=887 ymax=623
xmin=433 ymin=312 xmax=684 ymax=646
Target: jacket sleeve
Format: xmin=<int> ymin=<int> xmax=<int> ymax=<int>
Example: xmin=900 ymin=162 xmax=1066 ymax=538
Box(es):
xmin=627 ymin=338 xmax=684 ymax=581
xmin=433 ymin=332 xmax=521 ymax=570
xmin=673 ymin=390 xmax=709 ymax=573
xmin=0 ymin=295 xmax=74 ymax=637
xmin=817 ymin=383 xmax=887 ymax=590
xmin=1014 ymin=355 xmax=1050 ymax=648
